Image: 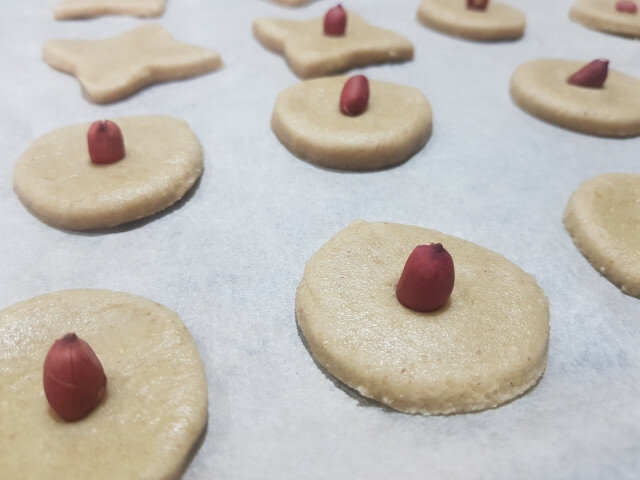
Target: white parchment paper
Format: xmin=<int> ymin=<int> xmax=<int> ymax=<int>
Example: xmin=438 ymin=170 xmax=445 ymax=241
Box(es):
xmin=0 ymin=1 xmax=639 ymax=478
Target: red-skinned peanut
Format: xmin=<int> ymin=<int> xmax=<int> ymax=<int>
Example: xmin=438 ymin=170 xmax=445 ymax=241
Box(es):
xmin=567 ymin=59 xmax=609 ymax=88
xmin=467 ymin=0 xmax=489 ymax=11
xmin=324 ymin=5 xmax=347 ymax=36
xmin=340 ymin=75 xmax=370 ymax=116
xmin=87 ymin=120 xmax=125 ymax=165
xmin=616 ymin=1 xmax=638 ymax=13
xmin=43 ymin=333 xmax=107 ymax=422
xmin=396 ymin=244 xmax=455 ymax=313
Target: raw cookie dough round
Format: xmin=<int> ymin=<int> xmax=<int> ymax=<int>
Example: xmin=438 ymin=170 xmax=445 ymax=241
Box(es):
xmin=270 ymin=0 xmax=313 ymax=6
xmin=54 ymin=0 xmax=166 ymax=20
xmin=510 ymin=59 xmax=640 ymax=137
xmin=0 ymin=289 xmax=207 ymax=480
xmin=570 ymin=0 xmax=640 ymax=38
xmin=564 ymin=173 xmax=640 ymax=297
xmin=417 ymin=0 xmax=526 ymax=41
xmin=296 ymin=220 xmax=550 ymax=415
xmin=271 ymin=77 xmax=432 ymax=170
xmin=14 ymin=115 xmax=203 ymax=230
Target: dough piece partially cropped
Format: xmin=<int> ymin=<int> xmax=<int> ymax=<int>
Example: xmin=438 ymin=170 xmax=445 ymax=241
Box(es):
xmin=570 ymin=0 xmax=640 ymax=38
xmin=564 ymin=173 xmax=640 ymax=297
xmin=270 ymin=0 xmax=314 ymax=6
xmin=417 ymin=0 xmax=526 ymax=41
xmin=54 ymin=0 xmax=165 ymax=20
xmin=271 ymin=77 xmax=432 ymax=170
xmin=14 ymin=115 xmax=203 ymax=231
xmin=510 ymin=59 xmax=640 ymax=137
xmin=43 ymin=24 xmax=222 ymax=103
xmin=253 ymin=11 xmax=413 ymax=78
xmin=296 ymin=220 xmax=550 ymax=415
xmin=0 ymin=289 xmax=207 ymax=480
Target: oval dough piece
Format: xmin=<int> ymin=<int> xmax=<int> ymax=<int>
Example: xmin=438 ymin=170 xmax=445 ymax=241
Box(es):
xmin=417 ymin=0 xmax=526 ymax=41
xmin=510 ymin=59 xmax=640 ymax=137
xmin=564 ymin=173 xmax=640 ymax=297
xmin=270 ymin=0 xmax=313 ymax=6
xmin=570 ymin=0 xmax=640 ymax=38
xmin=271 ymin=77 xmax=433 ymax=170
xmin=13 ymin=115 xmax=204 ymax=230
xmin=0 ymin=289 xmax=207 ymax=480
xmin=296 ymin=220 xmax=550 ymax=415
xmin=54 ymin=0 xmax=165 ymax=20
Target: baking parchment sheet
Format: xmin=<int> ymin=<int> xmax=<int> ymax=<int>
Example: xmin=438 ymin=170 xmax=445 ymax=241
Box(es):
xmin=0 ymin=0 xmax=639 ymax=478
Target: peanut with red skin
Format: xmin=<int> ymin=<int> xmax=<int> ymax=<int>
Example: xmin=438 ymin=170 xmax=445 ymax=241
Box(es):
xmin=87 ymin=120 xmax=125 ymax=165
xmin=324 ymin=5 xmax=347 ymax=36
xmin=340 ymin=75 xmax=369 ymax=116
xmin=568 ymin=59 xmax=609 ymax=89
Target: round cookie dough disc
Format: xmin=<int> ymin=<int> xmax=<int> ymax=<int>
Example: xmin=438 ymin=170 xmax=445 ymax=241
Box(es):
xmin=0 ymin=289 xmax=207 ymax=480
xmin=564 ymin=173 xmax=640 ymax=297
xmin=271 ymin=77 xmax=432 ymax=170
xmin=296 ymin=221 xmax=549 ymax=415
xmin=570 ymin=0 xmax=640 ymax=38
xmin=417 ymin=0 xmax=526 ymax=41
xmin=13 ymin=115 xmax=204 ymax=230
xmin=510 ymin=59 xmax=640 ymax=137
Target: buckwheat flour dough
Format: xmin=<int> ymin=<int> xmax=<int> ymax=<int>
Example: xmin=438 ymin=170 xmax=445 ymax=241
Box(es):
xmin=510 ymin=59 xmax=640 ymax=137
xmin=417 ymin=0 xmax=526 ymax=41
xmin=0 ymin=289 xmax=208 ymax=480
xmin=271 ymin=77 xmax=432 ymax=170
xmin=296 ymin=221 xmax=550 ymax=415
xmin=253 ymin=11 xmax=413 ymax=78
xmin=564 ymin=174 xmax=640 ymax=297
xmin=570 ymin=0 xmax=640 ymax=38
xmin=54 ymin=0 xmax=165 ymax=20
xmin=43 ymin=24 xmax=222 ymax=103
xmin=14 ymin=115 xmax=203 ymax=231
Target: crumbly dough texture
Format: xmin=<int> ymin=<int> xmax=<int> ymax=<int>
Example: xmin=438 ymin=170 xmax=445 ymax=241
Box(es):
xmin=0 ymin=289 xmax=208 ymax=480
xmin=564 ymin=174 xmax=640 ymax=297
xmin=271 ymin=77 xmax=432 ymax=171
xmin=510 ymin=59 xmax=640 ymax=137
xmin=570 ymin=0 xmax=640 ymax=38
xmin=54 ymin=0 xmax=165 ymax=20
xmin=14 ymin=115 xmax=203 ymax=231
xmin=253 ymin=11 xmax=413 ymax=78
xmin=296 ymin=220 xmax=550 ymax=415
xmin=417 ymin=0 xmax=526 ymax=41
xmin=43 ymin=24 xmax=222 ymax=103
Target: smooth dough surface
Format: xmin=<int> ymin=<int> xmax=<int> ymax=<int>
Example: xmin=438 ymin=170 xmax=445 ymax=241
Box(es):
xmin=510 ymin=59 xmax=640 ymax=137
xmin=54 ymin=0 xmax=165 ymax=20
xmin=296 ymin=220 xmax=550 ymax=415
xmin=14 ymin=115 xmax=203 ymax=231
xmin=0 ymin=289 xmax=208 ymax=480
xmin=271 ymin=77 xmax=432 ymax=171
xmin=43 ymin=24 xmax=222 ymax=103
xmin=417 ymin=0 xmax=526 ymax=41
xmin=570 ymin=0 xmax=640 ymax=38
xmin=564 ymin=173 xmax=640 ymax=297
xmin=270 ymin=0 xmax=313 ymax=6
xmin=253 ymin=12 xmax=413 ymax=78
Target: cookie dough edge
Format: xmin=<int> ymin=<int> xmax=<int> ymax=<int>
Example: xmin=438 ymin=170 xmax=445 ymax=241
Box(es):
xmin=54 ymin=2 xmax=166 ymax=21
xmin=569 ymin=4 xmax=640 ymax=38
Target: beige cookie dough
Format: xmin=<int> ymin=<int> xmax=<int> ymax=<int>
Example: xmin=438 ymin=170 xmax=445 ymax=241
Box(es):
xmin=570 ymin=0 xmax=640 ymax=38
xmin=0 ymin=289 xmax=207 ymax=480
xmin=14 ymin=115 xmax=203 ymax=231
xmin=54 ymin=0 xmax=165 ymax=20
xmin=564 ymin=174 xmax=640 ymax=297
xmin=270 ymin=0 xmax=313 ymax=6
xmin=417 ymin=0 xmax=526 ymax=41
xmin=43 ymin=24 xmax=222 ymax=103
xmin=253 ymin=11 xmax=413 ymax=78
xmin=296 ymin=220 xmax=550 ymax=415
xmin=510 ymin=59 xmax=640 ymax=137
xmin=271 ymin=77 xmax=432 ymax=170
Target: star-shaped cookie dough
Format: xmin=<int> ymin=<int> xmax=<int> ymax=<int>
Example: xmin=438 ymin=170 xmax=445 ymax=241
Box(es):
xmin=54 ymin=0 xmax=165 ymax=20
xmin=253 ymin=11 xmax=413 ymax=78
xmin=43 ymin=24 xmax=222 ymax=104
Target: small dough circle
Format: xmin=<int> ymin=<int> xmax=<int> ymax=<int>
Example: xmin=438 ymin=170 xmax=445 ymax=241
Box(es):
xmin=13 ymin=115 xmax=204 ymax=230
xmin=564 ymin=173 xmax=640 ymax=297
xmin=570 ymin=0 xmax=640 ymax=38
xmin=417 ymin=0 xmax=526 ymax=41
xmin=271 ymin=77 xmax=432 ymax=170
xmin=0 ymin=289 xmax=207 ymax=480
xmin=510 ymin=59 xmax=640 ymax=137
xmin=296 ymin=221 xmax=549 ymax=415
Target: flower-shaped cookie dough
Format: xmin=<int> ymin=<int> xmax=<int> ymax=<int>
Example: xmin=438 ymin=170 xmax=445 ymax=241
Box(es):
xmin=54 ymin=0 xmax=165 ymax=20
xmin=43 ymin=24 xmax=222 ymax=103
xmin=570 ymin=0 xmax=640 ymax=38
xmin=253 ymin=10 xmax=413 ymax=78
